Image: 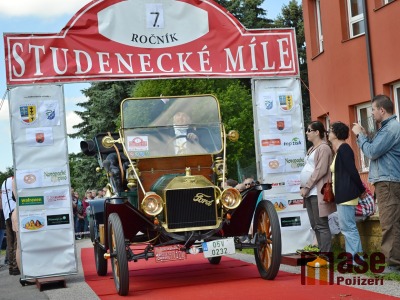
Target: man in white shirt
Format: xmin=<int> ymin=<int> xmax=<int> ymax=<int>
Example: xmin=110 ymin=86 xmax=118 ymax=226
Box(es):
xmin=1 ymin=176 xmax=19 ymax=275
xmin=172 ymin=111 xmax=200 ymax=154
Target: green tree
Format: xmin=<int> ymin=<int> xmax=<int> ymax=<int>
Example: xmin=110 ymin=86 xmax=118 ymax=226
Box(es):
xmin=70 ymin=82 xmax=134 ymax=139
xmin=215 ymin=0 xmax=274 ymax=29
xmin=274 ymin=0 xmax=310 ymax=125
xmin=68 ymin=82 xmax=135 ymax=191
xmin=0 ymin=167 xmax=14 ymax=188
xmin=69 ymin=152 xmax=108 ymax=196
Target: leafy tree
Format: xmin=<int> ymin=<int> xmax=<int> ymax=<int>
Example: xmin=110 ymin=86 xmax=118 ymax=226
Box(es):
xmin=69 ymin=152 xmax=108 ymax=196
xmin=70 ymin=81 xmax=134 ymax=139
xmin=0 ymin=167 xmax=14 ymax=187
xmin=215 ymin=0 xmax=274 ymax=29
xmin=274 ymin=0 xmax=310 ymax=125
xmin=68 ymin=82 xmax=135 ymax=191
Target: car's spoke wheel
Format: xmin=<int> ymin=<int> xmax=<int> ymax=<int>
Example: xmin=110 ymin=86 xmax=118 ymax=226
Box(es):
xmin=94 ymin=243 xmax=108 ymax=276
xmin=253 ymin=200 xmax=281 ymax=280
xmin=108 ymin=213 xmax=129 ymax=296
xmin=89 ymin=216 xmax=95 ymax=242
xmin=208 ymin=256 xmax=222 ymax=265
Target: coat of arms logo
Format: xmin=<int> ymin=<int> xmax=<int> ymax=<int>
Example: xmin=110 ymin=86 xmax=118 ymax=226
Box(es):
xmin=20 ymin=104 xmax=37 ymax=124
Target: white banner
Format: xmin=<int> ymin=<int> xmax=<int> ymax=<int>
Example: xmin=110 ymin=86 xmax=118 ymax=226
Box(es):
xmin=253 ymin=78 xmax=312 ymax=254
xmin=9 ymin=85 xmax=77 ymax=279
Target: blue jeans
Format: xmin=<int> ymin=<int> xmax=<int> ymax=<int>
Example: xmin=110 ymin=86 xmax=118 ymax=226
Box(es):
xmin=0 ymin=229 xmax=5 ymax=251
xmin=337 ymin=204 xmax=363 ymax=264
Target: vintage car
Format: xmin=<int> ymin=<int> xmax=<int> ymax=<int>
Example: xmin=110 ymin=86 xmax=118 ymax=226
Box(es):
xmin=81 ymin=94 xmax=281 ymax=296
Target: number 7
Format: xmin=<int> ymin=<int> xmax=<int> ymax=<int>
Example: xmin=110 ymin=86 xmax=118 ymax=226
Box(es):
xmin=150 ymin=12 xmax=159 ymax=27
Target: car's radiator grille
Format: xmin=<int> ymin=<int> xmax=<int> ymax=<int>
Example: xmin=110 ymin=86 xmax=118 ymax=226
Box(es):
xmin=165 ymin=187 xmax=217 ymax=230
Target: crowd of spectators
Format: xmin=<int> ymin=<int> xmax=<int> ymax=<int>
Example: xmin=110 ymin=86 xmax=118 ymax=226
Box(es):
xmin=71 ymin=187 xmax=107 ymax=239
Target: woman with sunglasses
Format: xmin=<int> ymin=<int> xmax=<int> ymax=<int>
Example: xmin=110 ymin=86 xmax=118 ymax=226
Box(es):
xmin=328 ymin=122 xmax=366 ymax=268
xmin=300 ymin=121 xmax=336 ymax=267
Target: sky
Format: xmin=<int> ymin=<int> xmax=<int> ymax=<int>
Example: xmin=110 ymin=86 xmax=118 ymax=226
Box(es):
xmin=0 ymin=0 xmax=292 ymax=173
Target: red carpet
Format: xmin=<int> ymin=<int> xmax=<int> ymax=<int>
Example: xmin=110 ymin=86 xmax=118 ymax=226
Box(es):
xmin=82 ymin=247 xmax=398 ymax=299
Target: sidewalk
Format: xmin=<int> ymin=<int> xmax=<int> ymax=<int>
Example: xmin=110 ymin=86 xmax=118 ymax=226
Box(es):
xmin=1 ymin=240 xmax=400 ymax=299
xmin=0 ymin=239 xmax=99 ymax=300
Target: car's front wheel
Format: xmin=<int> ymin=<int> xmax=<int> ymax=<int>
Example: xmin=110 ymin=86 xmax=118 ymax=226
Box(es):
xmin=108 ymin=213 xmax=129 ymax=296
xmin=253 ymin=200 xmax=281 ymax=280
xmin=208 ymin=256 xmax=222 ymax=265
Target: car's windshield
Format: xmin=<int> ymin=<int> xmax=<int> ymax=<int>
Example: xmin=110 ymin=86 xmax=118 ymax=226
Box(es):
xmin=121 ymin=95 xmax=223 ymax=158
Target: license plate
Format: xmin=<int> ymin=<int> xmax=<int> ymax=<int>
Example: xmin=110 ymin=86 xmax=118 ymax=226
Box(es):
xmin=154 ymin=245 xmax=187 ymax=263
xmin=202 ymin=238 xmax=235 ymax=258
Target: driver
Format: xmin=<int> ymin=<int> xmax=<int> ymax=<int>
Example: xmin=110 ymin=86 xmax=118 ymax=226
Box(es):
xmin=172 ymin=111 xmax=200 ymax=154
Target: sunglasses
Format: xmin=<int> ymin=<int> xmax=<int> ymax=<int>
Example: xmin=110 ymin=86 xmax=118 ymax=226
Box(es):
xmin=306 ymin=128 xmax=316 ymax=133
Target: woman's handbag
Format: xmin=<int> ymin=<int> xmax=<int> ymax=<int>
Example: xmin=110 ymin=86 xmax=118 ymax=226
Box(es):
xmin=321 ymin=181 xmax=335 ymax=203
xmin=356 ymin=184 xmax=375 ymax=217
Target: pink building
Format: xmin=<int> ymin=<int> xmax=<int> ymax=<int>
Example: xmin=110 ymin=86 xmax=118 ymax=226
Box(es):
xmin=302 ymin=0 xmax=400 ymax=181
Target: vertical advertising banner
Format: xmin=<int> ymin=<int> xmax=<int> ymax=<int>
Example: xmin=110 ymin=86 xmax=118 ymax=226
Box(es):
xmin=9 ymin=85 xmax=77 ymax=278
xmin=252 ymin=78 xmax=313 ymax=254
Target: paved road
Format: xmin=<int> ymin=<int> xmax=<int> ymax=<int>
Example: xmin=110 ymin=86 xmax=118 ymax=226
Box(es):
xmin=0 ymin=239 xmax=99 ymax=300
xmin=1 ymin=239 xmax=400 ymax=299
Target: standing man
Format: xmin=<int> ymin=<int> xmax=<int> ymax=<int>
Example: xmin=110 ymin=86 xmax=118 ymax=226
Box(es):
xmin=352 ymin=94 xmax=400 ymax=274
xmin=1 ymin=176 xmax=19 ymax=275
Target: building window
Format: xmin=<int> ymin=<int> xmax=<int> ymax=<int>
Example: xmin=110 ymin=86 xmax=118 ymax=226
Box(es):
xmin=356 ymin=103 xmax=373 ymax=171
xmin=374 ymin=0 xmax=395 ymax=9
xmin=315 ymin=0 xmax=323 ymax=53
xmin=347 ymin=0 xmax=365 ymax=38
xmin=393 ymin=82 xmax=400 ymax=120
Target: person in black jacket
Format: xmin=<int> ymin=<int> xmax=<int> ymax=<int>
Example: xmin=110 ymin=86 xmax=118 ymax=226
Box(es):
xmin=328 ymin=122 xmax=366 ymax=268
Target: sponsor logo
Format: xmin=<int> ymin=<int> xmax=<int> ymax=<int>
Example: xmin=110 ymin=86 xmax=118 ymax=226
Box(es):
xmin=262 ymin=139 xmax=281 ymax=146
xmin=264 ymin=99 xmax=273 ymax=110
xmin=20 ymin=104 xmax=37 ymax=124
xmin=47 ymin=214 xmax=70 ymax=226
xmin=285 ymin=157 xmax=304 ymax=168
xmin=277 ymin=120 xmax=285 ymax=130
xmin=45 ymin=109 xmax=56 ymax=120
xmin=283 ymin=137 xmax=302 ymax=147
xmin=43 ymin=170 xmax=67 ymax=183
xmin=130 ymin=137 xmax=148 ymax=147
xmin=23 ymin=174 xmax=36 ymax=184
xmin=278 ymin=94 xmax=293 ymax=111
xmin=193 ymin=193 xmax=214 ymax=206
xmin=36 ymin=132 xmax=45 ymax=143
xmin=19 ymin=196 xmax=44 ymax=206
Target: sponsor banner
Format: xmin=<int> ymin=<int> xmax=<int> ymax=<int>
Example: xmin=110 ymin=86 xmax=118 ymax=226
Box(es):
xmin=278 ymin=211 xmax=310 ymax=232
xmin=19 ymin=103 xmax=38 ymax=126
xmin=9 ymin=82 xmax=78 ymax=277
xmin=25 ymin=127 xmax=54 ymax=146
xmin=38 ymin=100 xmax=60 ymax=127
xmin=19 ymin=210 xmax=46 ymax=232
xmin=19 ymin=196 xmax=44 ymax=206
xmin=47 ymin=213 xmax=70 ymax=227
xmin=42 ymin=166 xmax=69 ymax=187
xmin=16 ymin=169 xmax=42 ymax=189
xmin=4 ymin=0 xmax=298 ymax=85
xmin=261 ymin=154 xmax=304 ymax=174
xmin=285 ymin=174 xmax=301 ymax=193
xmin=254 ymin=78 xmax=309 ymax=254
xmin=260 ymin=133 xmax=304 ymax=153
xmin=16 ymin=166 xmax=69 ymax=188
xmin=267 ymin=192 xmax=304 ymax=213
xmin=268 ymin=115 xmax=293 ymax=133
xmin=44 ymin=189 xmax=70 ymax=209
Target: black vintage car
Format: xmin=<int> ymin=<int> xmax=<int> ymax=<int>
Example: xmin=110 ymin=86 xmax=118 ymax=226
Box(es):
xmin=81 ymin=95 xmax=281 ymax=296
